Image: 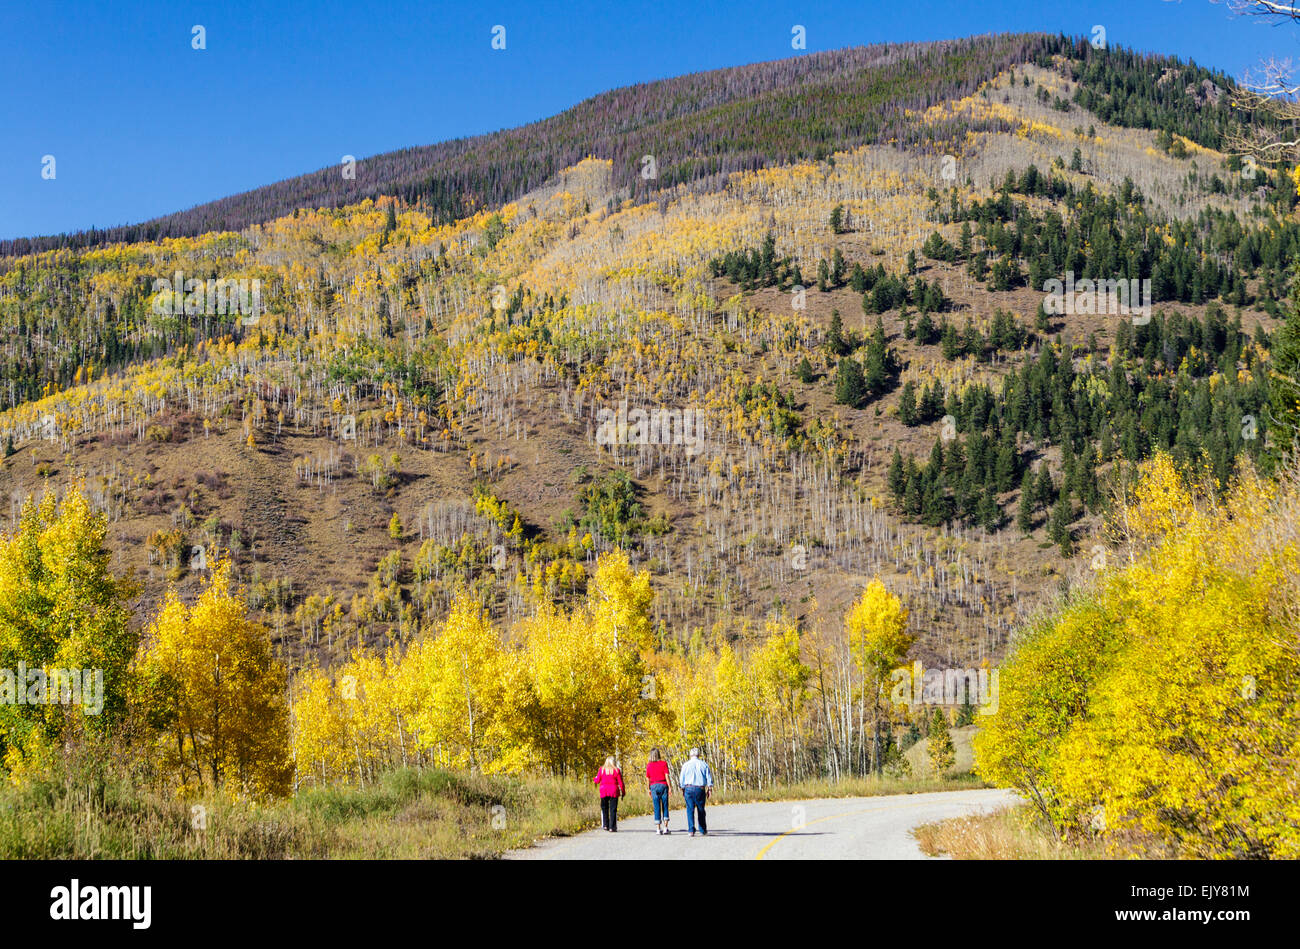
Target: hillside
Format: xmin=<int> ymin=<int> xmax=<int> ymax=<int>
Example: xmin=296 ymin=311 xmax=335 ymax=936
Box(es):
xmin=0 ymin=43 xmax=1292 ymax=689
xmin=0 ymin=33 xmax=1261 ymax=257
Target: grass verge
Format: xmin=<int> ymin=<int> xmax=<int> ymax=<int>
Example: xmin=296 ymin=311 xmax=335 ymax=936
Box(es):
xmin=913 ymin=804 xmax=1113 ymax=859
xmin=0 ymin=762 xmax=987 ymax=859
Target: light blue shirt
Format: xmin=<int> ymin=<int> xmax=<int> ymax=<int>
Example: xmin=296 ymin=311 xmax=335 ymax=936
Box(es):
xmin=679 ymin=757 xmax=713 ymax=788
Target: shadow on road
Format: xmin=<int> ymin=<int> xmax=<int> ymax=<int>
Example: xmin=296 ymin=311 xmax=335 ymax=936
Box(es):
xmin=637 ymin=829 xmax=830 ymax=838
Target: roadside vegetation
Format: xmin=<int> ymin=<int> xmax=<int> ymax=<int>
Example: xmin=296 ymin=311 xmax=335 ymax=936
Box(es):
xmin=914 ymin=805 xmax=1112 ymax=859
xmin=0 ymin=756 xmax=982 ymax=859
xmin=972 ymin=451 xmax=1300 ymax=859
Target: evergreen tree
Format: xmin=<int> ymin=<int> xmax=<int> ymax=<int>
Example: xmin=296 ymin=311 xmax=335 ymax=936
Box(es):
xmin=903 ymin=471 xmax=922 ymax=516
xmin=1049 ymin=484 xmax=1075 ymax=556
xmin=888 ymin=448 xmax=906 ymax=500
xmin=961 ymin=317 xmax=984 ymax=360
xmin=825 ymin=310 xmax=849 ymax=357
xmin=915 ymin=310 xmax=938 ymax=345
xmin=862 ymin=316 xmax=896 ymax=395
xmin=940 ymin=320 xmax=962 ymax=361
xmin=919 ymin=381 xmax=944 ymax=423
xmin=922 ymin=478 xmax=953 ymax=526
xmin=994 ymin=432 xmax=1019 ymax=491
xmin=850 ymin=263 xmax=867 ymax=293
xmin=1017 ymin=470 xmax=1036 ymax=534
xmin=898 ymin=381 xmax=918 ymax=426
xmin=1034 ymin=465 xmax=1055 ymax=511
xmin=928 ymin=708 xmax=955 ymax=775
xmin=977 ymin=484 xmax=1001 ymax=532
xmin=834 ymin=357 xmax=867 ymax=408
xmin=1266 ymin=270 xmax=1300 ymax=470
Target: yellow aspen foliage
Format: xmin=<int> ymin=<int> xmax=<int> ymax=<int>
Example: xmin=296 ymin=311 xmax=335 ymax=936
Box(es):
xmin=751 ymin=620 xmax=809 ymax=728
xmin=709 ymin=644 xmax=758 ymax=776
xmin=512 ymin=598 xmax=655 ymax=777
xmin=292 ymin=647 xmax=411 ymax=787
xmin=1050 ymin=562 xmax=1299 ymax=858
xmin=291 ymin=666 xmax=355 ymax=786
xmin=844 ymin=577 xmax=913 ymax=773
xmin=1115 ymin=452 xmax=1198 ymax=551
xmin=399 ymin=593 xmax=510 ymax=772
xmin=844 ymin=578 xmax=913 ymax=685
xmin=971 ymin=594 xmax=1117 ymax=825
xmin=750 ymin=620 xmax=811 ymax=777
xmin=0 ymin=484 xmax=137 ymax=779
xmin=587 ymin=549 xmax=654 ymax=652
xmin=136 ymin=560 xmax=293 ymax=798
xmin=647 ymin=642 xmax=753 ymax=779
xmin=977 ymin=455 xmax=1300 ymax=857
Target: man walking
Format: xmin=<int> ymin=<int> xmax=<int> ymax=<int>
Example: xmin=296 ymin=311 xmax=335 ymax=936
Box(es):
xmin=679 ymin=747 xmax=713 ymax=837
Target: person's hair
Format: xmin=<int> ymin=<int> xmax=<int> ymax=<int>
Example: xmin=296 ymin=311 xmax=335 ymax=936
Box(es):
xmin=649 ymin=747 xmax=661 ymax=762
xmin=689 ymin=747 xmax=699 ymax=757
xmin=602 ymin=755 xmax=616 ymax=772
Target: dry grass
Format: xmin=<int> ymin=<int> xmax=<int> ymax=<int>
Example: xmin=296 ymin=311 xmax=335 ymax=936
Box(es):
xmin=0 ymin=763 xmax=606 ymax=860
xmin=707 ymin=771 xmax=985 ymax=807
xmin=0 ymin=756 xmax=985 ymax=859
xmin=903 ymin=723 xmax=978 ymax=777
xmin=913 ymin=804 xmax=1112 ymax=859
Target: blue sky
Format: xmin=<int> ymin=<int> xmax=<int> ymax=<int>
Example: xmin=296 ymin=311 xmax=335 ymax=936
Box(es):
xmin=1 ymin=0 xmax=1296 ymax=240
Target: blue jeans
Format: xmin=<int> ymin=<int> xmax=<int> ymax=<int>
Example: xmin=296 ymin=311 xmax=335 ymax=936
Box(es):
xmin=651 ymin=783 xmax=669 ymax=821
xmin=683 ymin=786 xmax=707 ymax=834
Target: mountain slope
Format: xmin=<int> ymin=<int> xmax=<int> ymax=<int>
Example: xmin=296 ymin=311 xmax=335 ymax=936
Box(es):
xmin=0 ymin=33 xmax=1251 ymax=257
xmin=0 ymin=46 xmax=1291 ymax=683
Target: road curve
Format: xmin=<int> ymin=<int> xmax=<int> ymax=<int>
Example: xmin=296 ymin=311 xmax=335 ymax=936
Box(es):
xmin=507 ymin=787 xmax=1019 ymax=860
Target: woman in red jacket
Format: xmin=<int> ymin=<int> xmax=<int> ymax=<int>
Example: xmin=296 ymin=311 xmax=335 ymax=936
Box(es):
xmin=646 ymin=748 xmax=672 ymax=835
xmin=593 ymin=756 xmax=625 ymax=831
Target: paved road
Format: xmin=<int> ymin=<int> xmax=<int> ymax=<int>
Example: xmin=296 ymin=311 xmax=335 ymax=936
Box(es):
xmin=508 ymin=787 xmax=1018 ymax=860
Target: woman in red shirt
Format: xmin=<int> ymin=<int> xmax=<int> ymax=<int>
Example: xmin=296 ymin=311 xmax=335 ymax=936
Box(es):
xmin=646 ymin=748 xmax=672 ymax=835
xmin=593 ymin=756 xmax=625 ymax=831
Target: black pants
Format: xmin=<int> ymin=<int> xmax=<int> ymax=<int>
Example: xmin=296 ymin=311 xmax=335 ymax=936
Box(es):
xmin=600 ymin=795 xmax=620 ymax=830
